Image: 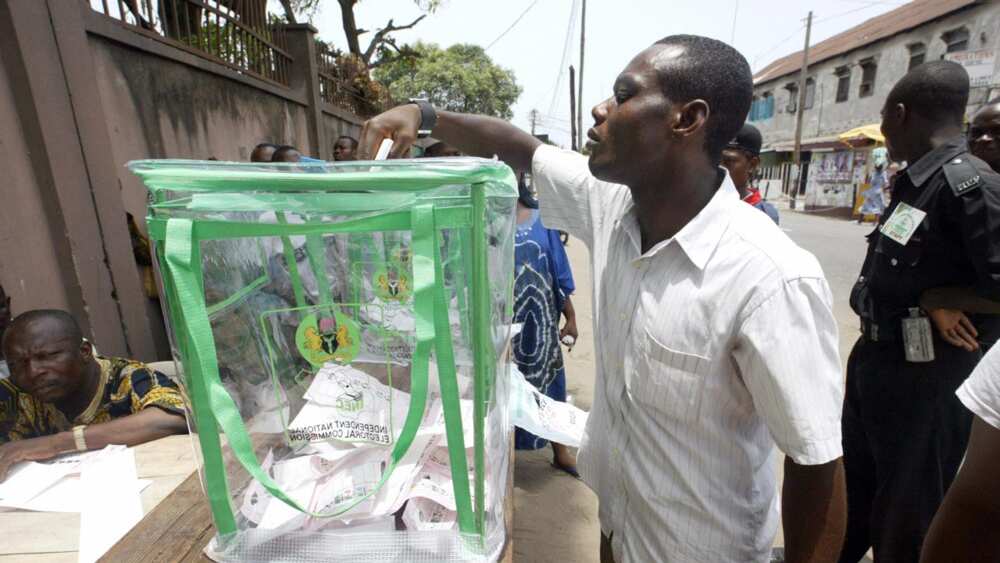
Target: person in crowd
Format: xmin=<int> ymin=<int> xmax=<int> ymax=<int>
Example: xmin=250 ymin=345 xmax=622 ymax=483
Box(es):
xmin=423 ymin=141 xmax=462 ymax=158
xmin=332 ymin=135 xmax=359 ymax=162
xmin=857 ymin=162 xmax=888 ymax=224
xmin=919 ymin=343 xmax=1000 ymax=563
xmin=882 ymin=162 xmax=900 ymax=206
xmin=721 ymin=123 xmax=779 ymax=224
xmin=360 ymin=34 xmax=846 ymax=563
xmin=839 ymin=61 xmax=1000 ymax=563
xmin=511 ymin=178 xmax=579 ymax=476
xmin=250 ymin=142 xmax=279 ymax=163
xmin=969 ymin=97 xmax=1000 ymax=173
xmin=272 ymin=145 xmax=303 ymax=163
xmin=0 ymin=310 xmax=187 ymax=480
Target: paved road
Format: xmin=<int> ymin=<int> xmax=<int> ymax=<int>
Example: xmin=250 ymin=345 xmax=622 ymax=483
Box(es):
xmin=512 ymin=209 xmax=872 ymax=562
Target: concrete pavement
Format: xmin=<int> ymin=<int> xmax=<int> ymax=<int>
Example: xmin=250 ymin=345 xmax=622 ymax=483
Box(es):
xmin=511 ymin=209 xmax=872 ymax=562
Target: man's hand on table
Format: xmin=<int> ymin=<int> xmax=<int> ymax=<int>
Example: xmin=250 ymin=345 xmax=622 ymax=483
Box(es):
xmin=0 ymin=432 xmax=71 ymax=481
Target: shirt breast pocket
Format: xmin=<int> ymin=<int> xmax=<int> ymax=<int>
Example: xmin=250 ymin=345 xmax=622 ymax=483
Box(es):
xmin=876 ymin=233 xmax=924 ymax=268
xmin=630 ymin=328 xmax=710 ymax=421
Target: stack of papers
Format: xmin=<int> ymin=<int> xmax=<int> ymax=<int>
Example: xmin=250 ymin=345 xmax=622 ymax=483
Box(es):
xmin=0 ymin=445 xmax=149 ymax=563
xmin=244 ymin=364 xmax=485 ymax=534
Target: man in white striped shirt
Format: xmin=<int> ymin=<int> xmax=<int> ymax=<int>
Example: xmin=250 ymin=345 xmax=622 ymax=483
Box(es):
xmin=360 ymin=34 xmax=846 ymax=563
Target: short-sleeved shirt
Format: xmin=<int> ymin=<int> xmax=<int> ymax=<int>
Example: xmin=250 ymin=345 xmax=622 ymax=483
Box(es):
xmin=532 ymin=145 xmax=844 ymax=562
xmin=0 ymin=355 xmax=185 ymax=443
xmin=957 ymin=344 xmax=1000 ymax=430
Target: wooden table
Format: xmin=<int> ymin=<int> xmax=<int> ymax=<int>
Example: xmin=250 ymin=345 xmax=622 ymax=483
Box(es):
xmin=0 ymin=435 xmax=198 ymax=563
xmin=101 ymin=439 xmax=516 ymax=563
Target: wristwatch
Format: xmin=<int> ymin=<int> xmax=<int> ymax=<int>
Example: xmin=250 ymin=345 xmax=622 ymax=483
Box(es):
xmin=408 ymin=98 xmax=437 ymax=139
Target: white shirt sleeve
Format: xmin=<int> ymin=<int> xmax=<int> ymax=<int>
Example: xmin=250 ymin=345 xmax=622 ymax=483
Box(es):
xmin=957 ymin=344 xmax=1000 ymax=430
xmin=531 ymin=144 xmax=628 ymax=249
xmin=732 ymin=276 xmax=845 ymax=465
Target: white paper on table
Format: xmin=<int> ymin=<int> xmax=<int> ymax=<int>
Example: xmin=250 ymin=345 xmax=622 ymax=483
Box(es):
xmin=402 ymin=497 xmax=456 ymax=531
xmin=78 ymin=446 xmax=144 ymax=563
xmin=0 ymin=460 xmax=79 ymax=506
xmin=0 ymin=474 xmax=151 ymax=513
xmin=509 ymin=365 xmax=589 ymax=447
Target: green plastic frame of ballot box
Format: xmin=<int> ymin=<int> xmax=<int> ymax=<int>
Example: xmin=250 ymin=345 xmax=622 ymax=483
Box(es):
xmin=132 ymin=159 xmax=516 ymax=545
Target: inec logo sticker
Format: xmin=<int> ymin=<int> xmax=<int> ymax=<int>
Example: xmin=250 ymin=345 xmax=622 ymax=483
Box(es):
xmin=296 ymin=311 xmax=361 ymax=366
xmin=374 ymin=263 xmax=411 ymax=302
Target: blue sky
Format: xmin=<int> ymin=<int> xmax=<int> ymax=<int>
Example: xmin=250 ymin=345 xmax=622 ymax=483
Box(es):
xmin=300 ymin=0 xmax=903 ymax=147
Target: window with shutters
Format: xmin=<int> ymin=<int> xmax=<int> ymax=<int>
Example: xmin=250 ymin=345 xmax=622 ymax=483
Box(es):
xmin=804 ymin=78 xmax=816 ymax=110
xmin=835 ymin=66 xmax=851 ymax=103
xmin=908 ymin=43 xmax=926 ymax=70
xmin=859 ymin=59 xmax=877 ymax=98
xmin=943 ymin=28 xmax=969 ymax=53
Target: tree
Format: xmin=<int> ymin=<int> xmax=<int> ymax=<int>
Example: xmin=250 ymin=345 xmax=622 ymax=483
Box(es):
xmin=374 ymin=43 xmax=522 ymax=119
xmin=277 ymin=0 xmax=441 ymax=67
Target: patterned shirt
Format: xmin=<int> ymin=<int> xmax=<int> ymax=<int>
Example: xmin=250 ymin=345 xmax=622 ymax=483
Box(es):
xmin=0 ymin=356 xmax=185 ymax=443
xmin=533 ymin=145 xmax=844 ymax=562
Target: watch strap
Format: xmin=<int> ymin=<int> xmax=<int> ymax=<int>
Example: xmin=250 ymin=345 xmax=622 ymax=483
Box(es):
xmin=409 ymin=98 xmax=437 ymax=139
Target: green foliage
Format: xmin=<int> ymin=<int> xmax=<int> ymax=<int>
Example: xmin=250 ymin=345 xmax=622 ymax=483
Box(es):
xmin=374 ymin=42 xmax=521 ymax=119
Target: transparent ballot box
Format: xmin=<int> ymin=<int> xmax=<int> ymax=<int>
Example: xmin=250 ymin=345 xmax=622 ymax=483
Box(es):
xmin=129 ymin=158 xmax=517 ymax=562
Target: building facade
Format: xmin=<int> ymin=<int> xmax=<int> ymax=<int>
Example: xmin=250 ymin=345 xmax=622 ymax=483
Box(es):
xmin=751 ymin=0 xmax=1000 ymax=215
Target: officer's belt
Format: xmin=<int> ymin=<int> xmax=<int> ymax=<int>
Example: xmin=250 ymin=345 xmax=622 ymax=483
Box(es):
xmin=860 ymin=318 xmax=902 ymax=342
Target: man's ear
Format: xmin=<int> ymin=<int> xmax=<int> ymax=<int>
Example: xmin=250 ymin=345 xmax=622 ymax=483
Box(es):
xmin=80 ymin=339 xmax=93 ymax=361
xmin=673 ymin=99 xmax=709 ymax=138
xmin=749 ymin=155 xmax=761 ymax=173
xmin=891 ymin=102 xmax=907 ymax=124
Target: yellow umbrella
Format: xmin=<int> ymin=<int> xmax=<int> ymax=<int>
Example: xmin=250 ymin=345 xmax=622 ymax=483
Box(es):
xmin=838 ymin=123 xmax=885 ymax=145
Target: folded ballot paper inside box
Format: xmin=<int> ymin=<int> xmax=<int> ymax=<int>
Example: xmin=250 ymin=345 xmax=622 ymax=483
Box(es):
xmin=131 ymin=157 xmax=517 ymax=562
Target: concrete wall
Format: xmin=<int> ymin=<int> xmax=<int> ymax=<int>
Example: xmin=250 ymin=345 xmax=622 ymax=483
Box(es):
xmin=752 ymin=2 xmax=1000 ymax=147
xmin=89 ymin=36 xmax=315 ymax=226
xmin=0 ymin=2 xmax=363 ymax=361
xmin=0 ymin=52 xmax=74 ymax=315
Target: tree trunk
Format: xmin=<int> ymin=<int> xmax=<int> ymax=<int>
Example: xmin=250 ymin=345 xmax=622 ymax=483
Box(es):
xmin=278 ymin=0 xmax=298 ymax=24
xmin=338 ymin=0 xmax=362 ymax=57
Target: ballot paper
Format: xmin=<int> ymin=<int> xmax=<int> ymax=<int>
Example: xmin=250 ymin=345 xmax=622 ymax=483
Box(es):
xmin=402 ymin=497 xmax=457 ymax=531
xmin=290 ymin=364 xmax=410 ymax=446
xmin=509 ymin=365 xmax=588 ymax=447
xmin=239 ymin=450 xmax=275 ymax=524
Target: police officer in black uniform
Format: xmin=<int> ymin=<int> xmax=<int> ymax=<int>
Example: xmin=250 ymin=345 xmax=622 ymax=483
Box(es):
xmin=840 ymin=61 xmax=1000 ymax=563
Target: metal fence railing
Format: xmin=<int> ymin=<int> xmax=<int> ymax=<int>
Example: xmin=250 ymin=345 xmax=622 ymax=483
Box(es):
xmin=316 ymin=43 xmax=391 ymax=118
xmin=87 ymin=0 xmax=292 ymax=87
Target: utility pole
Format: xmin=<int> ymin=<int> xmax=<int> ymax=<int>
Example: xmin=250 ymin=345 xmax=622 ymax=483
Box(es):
xmin=569 ymin=65 xmax=578 ymax=151
xmin=790 ymin=10 xmax=812 ymax=210
xmin=529 ymin=109 xmax=539 ymax=135
xmin=577 ymin=0 xmax=586 ymax=152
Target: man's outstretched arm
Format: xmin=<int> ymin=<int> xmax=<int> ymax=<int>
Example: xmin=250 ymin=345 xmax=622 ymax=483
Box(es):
xmin=0 ymin=407 xmax=187 ymax=480
xmin=782 ymin=457 xmax=847 ymax=563
xmin=359 ymin=105 xmax=541 ymax=170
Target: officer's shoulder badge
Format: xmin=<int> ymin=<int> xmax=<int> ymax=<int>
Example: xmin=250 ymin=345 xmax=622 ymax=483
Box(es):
xmin=943 ymin=156 xmax=983 ymax=196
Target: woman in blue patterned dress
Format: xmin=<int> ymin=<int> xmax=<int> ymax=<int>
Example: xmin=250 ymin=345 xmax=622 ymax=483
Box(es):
xmin=513 ymin=179 xmax=579 ymax=476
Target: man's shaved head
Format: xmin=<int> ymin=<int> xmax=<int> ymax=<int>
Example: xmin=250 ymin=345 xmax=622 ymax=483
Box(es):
xmin=3 ymin=310 xmax=81 ymax=351
xmin=651 ymin=35 xmax=753 ymax=163
xmin=886 ymin=61 xmax=969 ymax=124
xmin=3 ymin=310 xmax=90 ymax=403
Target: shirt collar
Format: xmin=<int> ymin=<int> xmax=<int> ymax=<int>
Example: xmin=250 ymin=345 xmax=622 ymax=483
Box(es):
xmin=673 ymin=170 xmax=737 ymax=270
xmin=904 ymin=135 xmax=968 ymax=188
xmin=618 ymin=169 xmax=736 ymax=270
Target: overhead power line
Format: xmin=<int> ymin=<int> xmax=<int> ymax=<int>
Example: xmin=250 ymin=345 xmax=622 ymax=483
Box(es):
xmin=485 ymin=0 xmax=541 ymax=50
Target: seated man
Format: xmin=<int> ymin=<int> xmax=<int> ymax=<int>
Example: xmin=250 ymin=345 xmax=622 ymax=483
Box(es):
xmin=0 ymin=310 xmax=187 ymax=480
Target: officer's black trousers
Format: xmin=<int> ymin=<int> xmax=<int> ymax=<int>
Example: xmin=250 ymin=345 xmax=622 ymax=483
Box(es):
xmin=839 ymin=336 xmax=978 ymax=563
